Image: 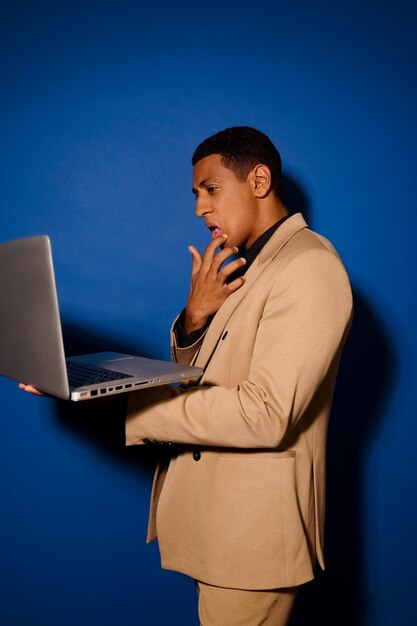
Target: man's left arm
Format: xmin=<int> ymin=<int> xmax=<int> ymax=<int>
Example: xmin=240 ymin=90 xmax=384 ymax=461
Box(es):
xmin=126 ymin=248 xmax=353 ymax=448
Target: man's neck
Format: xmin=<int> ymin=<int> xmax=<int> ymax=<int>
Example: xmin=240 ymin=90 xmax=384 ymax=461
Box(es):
xmin=246 ymin=202 xmax=289 ymax=249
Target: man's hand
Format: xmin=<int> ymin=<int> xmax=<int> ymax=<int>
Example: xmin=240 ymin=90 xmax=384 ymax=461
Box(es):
xmin=19 ymin=383 xmax=46 ymax=396
xmin=184 ymin=234 xmax=246 ymax=333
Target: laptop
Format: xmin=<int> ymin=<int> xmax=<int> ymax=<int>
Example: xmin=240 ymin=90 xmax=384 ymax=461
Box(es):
xmin=0 ymin=235 xmax=203 ymax=401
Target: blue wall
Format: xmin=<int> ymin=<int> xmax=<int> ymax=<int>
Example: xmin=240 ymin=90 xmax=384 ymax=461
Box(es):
xmin=1 ymin=1 xmax=416 ymax=624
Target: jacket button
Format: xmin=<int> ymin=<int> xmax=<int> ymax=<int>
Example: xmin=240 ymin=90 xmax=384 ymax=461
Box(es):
xmin=193 ymin=450 xmax=201 ymax=461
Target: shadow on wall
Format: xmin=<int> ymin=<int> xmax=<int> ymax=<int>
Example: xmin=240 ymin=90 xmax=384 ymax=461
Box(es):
xmin=52 ymin=319 xmax=161 ymax=483
xmin=282 ymin=174 xmax=311 ymax=220
xmin=284 ymin=174 xmax=396 ymax=626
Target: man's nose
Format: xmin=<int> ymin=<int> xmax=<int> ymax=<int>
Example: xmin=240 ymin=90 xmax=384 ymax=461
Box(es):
xmin=195 ymin=197 xmax=212 ymax=218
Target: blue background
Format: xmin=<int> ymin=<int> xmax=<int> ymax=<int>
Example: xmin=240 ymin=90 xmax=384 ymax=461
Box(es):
xmin=1 ymin=1 xmax=416 ymax=624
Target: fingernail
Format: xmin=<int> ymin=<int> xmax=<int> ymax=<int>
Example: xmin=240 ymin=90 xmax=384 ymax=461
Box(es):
xmin=241 ymin=257 xmax=246 ymax=263
xmin=222 ymin=234 xmax=228 ymax=238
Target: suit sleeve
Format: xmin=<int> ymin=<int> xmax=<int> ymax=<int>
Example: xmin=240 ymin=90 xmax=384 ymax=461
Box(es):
xmin=126 ymin=249 xmax=353 ymax=448
xmin=169 ymin=312 xmax=209 ymax=365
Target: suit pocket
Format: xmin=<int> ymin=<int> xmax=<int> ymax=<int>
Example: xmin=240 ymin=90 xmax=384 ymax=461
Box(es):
xmin=212 ymin=454 xmax=311 ymax=586
xmin=220 ymin=449 xmax=296 ymax=460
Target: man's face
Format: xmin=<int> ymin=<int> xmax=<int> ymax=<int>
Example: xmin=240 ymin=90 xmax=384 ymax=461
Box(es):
xmin=192 ymin=154 xmax=258 ymax=249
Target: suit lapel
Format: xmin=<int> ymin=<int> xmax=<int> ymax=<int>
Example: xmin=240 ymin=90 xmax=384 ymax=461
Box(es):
xmin=194 ymin=212 xmax=308 ymax=370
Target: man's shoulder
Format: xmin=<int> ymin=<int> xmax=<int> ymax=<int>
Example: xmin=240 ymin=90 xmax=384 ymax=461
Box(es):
xmin=265 ymin=224 xmax=351 ymax=298
xmin=274 ymin=224 xmax=346 ymax=270
xmin=289 ymin=226 xmax=341 ymax=257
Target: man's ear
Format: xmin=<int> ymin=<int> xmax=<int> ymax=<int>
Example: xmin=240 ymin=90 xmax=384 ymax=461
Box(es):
xmin=250 ymin=164 xmax=273 ymax=198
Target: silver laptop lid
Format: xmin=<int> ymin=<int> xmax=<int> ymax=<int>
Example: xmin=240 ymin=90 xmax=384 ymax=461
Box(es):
xmin=0 ymin=236 xmax=70 ymax=399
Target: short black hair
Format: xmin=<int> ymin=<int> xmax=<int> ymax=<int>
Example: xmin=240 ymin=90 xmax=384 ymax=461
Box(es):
xmin=192 ymin=126 xmax=283 ymax=200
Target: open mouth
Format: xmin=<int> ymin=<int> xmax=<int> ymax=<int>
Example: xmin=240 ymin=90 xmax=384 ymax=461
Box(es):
xmin=206 ymin=223 xmax=222 ymax=239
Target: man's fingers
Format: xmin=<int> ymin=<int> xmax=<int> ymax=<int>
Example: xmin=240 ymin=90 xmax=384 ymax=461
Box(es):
xmin=188 ymin=246 xmax=203 ymax=276
xmin=219 ymin=256 xmax=247 ymax=280
xmin=201 ymin=234 xmax=229 ymax=268
xmin=210 ymin=245 xmax=239 ymax=271
xmin=19 ymin=383 xmax=45 ymax=396
xmin=225 ymin=276 xmax=246 ymax=293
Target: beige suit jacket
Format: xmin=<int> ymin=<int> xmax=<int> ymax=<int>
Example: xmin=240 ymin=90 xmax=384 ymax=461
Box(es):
xmin=126 ymin=213 xmax=353 ymax=590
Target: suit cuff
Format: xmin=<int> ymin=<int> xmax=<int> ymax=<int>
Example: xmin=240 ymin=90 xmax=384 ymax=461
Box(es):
xmin=170 ymin=311 xmax=210 ymax=365
xmin=174 ymin=309 xmax=211 ymax=347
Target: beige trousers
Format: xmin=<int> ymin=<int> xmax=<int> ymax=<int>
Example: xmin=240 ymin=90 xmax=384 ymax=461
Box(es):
xmin=196 ymin=581 xmax=298 ymax=626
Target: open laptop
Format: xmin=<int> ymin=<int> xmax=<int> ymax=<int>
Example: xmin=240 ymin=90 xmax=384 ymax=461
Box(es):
xmin=0 ymin=235 xmax=202 ymax=401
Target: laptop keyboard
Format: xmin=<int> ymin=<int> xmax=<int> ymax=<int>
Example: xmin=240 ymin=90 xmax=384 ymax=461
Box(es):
xmin=66 ymin=361 xmax=134 ymax=388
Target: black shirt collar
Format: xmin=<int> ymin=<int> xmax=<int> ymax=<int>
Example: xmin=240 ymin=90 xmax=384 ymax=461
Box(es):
xmin=242 ymin=213 xmax=292 ymax=266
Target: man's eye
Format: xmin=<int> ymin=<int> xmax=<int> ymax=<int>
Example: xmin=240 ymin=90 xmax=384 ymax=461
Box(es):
xmin=207 ymin=187 xmax=219 ymax=194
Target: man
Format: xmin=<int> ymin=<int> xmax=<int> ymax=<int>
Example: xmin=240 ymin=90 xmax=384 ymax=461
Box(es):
xmin=125 ymin=127 xmax=353 ymax=625
xmin=22 ymin=126 xmax=352 ymax=625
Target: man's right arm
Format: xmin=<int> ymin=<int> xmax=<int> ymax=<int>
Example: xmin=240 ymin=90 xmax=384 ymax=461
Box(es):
xmin=170 ymin=234 xmax=246 ymax=364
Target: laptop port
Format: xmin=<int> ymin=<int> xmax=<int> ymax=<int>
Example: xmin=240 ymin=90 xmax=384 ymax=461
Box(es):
xmin=90 ymin=389 xmax=98 ymax=397
xmin=100 ymin=388 xmax=106 ymax=394
xmin=115 ymin=385 xmax=122 ymax=390
xmin=125 ymin=383 xmax=132 ymax=388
